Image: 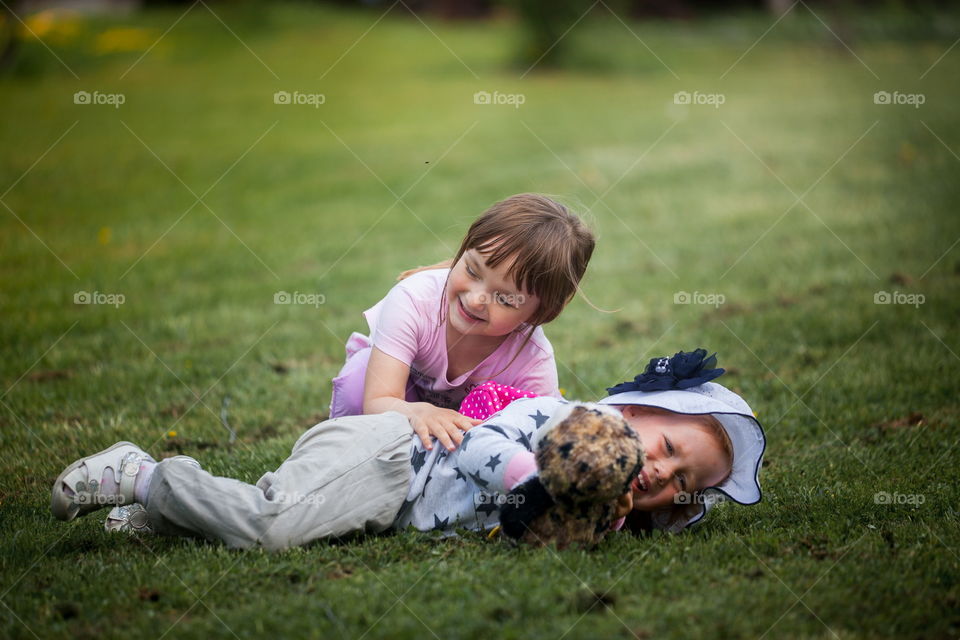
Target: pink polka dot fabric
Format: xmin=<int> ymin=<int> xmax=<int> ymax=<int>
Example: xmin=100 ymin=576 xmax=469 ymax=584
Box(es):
xmin=458 ymin=381 xmax=539 ymax=421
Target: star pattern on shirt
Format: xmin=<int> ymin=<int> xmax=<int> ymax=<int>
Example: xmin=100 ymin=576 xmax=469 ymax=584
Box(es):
xmin=485 ymin=453 xmax=502 ymax=472
xmin=530 ymin=410 xmax=549 ymax=428
xmin=411 ymin=448 xmax=427 ymax=473
xmin=420 ymin=474 xmax=432 ymax=497
xmin=482 ymin=424 xmax=507 ymax=437
xmin=476 ymin=500 xmax=498 ymax=516
xmin=468 ymin=470 xmax=489 ymax=488
xmin=433 ymin=514 xmax=449 ymax=531
xmin=454 ymin=466 xmax=467 ymax=481
xmin=515 ymin=430 xmax=532 ymax=451
xmin=460 ymin=432 xmax=472 ymax=452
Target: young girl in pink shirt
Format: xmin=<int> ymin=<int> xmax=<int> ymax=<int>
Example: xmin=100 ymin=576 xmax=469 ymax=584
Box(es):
xmin=330 ymin=193 xmax=595 ymax=453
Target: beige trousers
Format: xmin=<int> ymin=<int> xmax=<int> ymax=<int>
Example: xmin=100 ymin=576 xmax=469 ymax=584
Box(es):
xmin=145 ymin=412 xmax=413 ymax=551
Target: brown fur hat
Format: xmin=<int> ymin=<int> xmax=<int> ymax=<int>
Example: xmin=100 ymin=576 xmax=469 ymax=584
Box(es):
xmin=517 ymin=403 xmax=645 ymax=548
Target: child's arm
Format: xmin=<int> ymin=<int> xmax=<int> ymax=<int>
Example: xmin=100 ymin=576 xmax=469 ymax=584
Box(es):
xmin=363 ymin=347 xmax=480 ymax=451
xmin=455 ymin=398 xmax=556 ymax=495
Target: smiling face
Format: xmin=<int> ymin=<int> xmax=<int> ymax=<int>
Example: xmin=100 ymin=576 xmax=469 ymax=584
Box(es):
xmin=619 ymin=406 xmax=732 ymax=511
xmin=445 ymin=248 xmax=540 ymax=338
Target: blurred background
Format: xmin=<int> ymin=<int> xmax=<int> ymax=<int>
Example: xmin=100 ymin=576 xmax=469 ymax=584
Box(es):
xmin=1 ymin=1 xmax=958 ymax=637
xmin=2 ymin=0 xmax=956 ymax=414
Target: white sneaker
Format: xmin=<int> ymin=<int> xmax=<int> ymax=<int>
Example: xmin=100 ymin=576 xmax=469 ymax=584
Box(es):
xmin=102 ymin=455 xmax=201 ymax=534
xmin=104 ymin=503 xmax=152 ymax=534
xmin=51 ymin=442 xmax=154 ymax=522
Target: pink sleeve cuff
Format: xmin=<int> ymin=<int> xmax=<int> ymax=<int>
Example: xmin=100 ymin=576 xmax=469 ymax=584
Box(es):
xmin=503 ymin=451 xmax=537 ymax=490
xmin=611 ymin=517 xmax=626 ymax=531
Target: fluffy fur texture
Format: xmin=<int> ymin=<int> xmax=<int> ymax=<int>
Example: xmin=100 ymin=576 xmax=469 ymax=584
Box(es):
xmin=502 ymin=405 xmax=645 ymax=548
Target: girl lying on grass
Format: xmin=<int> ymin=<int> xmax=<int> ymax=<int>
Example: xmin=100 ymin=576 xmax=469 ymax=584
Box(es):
xmin=51 ymin=350 xmax=766 ymax=549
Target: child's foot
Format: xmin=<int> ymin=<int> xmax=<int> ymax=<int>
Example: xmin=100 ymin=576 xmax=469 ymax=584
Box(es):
xmin=104 ymin=503 xmax=152 ymax=534
xmin=51 ymin=442 xmax=155 ymax=521
xmin=102 ymin=455 xmax=201 ymax=534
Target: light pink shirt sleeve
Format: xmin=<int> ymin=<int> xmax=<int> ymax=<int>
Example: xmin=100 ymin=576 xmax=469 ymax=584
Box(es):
xmin=369 ymin=281 xmax=423 ymax=366
xmin=508 ymin=339 xmax=561 ymax=398
xmin=503 ymin=451 xmax=537 ymax=490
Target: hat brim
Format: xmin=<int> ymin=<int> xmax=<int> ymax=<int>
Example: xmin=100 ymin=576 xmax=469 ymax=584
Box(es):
xmin=598 ymin=382 xmax=766 ymax=509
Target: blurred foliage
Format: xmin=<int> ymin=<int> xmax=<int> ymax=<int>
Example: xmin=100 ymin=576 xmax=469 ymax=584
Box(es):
xmin=1 ymin=0 xmax=958 ymax=77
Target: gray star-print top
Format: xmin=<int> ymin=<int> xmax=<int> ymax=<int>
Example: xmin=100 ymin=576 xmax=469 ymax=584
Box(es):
xmin=391 ymin=396 xmax=566 ymax=535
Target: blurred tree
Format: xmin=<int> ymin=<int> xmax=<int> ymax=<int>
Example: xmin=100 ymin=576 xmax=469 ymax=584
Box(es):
xmin=0 ymin=1 xmax=22 ymax=71
xmin=411 ymin=0 xmax=494 ymax=19
xmin=765 ymin=0 xmax=793 ymax=16
xmin=509 ymin=0 xmax=593 ymax=68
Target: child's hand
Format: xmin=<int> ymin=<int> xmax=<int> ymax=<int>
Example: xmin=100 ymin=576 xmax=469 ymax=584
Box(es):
xmin=409 ymin=404 xmax=482 ymax=451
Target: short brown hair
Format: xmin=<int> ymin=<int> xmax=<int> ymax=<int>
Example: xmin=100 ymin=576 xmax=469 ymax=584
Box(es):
xmin=451 ymin=193 xmax=594 ymax=326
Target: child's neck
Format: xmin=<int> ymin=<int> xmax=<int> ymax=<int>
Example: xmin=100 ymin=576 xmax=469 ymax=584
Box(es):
xmin=444 ymin=322 xmax=511 ymax=380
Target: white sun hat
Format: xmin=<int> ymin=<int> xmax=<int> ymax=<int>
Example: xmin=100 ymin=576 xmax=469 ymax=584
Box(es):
xmin=598 ymin=351 xmax=766 ymax=532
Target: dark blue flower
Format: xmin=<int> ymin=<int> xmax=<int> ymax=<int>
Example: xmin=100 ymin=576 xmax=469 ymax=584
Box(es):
xmin=606 ymin=348 xmax=724 ymax=394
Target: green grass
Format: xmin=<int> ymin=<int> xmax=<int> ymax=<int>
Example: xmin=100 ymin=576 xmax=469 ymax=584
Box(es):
xmin=2 ymin=3 xmax=959 ymax=638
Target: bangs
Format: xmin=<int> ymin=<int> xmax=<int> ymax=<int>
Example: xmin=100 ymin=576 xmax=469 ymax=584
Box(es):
xmin=473 ymin=232 xmax=562 ymax=297
xmin=453 ymin=193 xmax=594 ymax=325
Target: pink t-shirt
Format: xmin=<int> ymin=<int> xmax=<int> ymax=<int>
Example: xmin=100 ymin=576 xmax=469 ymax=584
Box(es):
xmin=363 ymin=269 xmax=560 ymax=410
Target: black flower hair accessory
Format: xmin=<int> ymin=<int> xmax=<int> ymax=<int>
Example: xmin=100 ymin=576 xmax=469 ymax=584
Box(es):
xmin=606 ymin=348 xmax=725 ymax=394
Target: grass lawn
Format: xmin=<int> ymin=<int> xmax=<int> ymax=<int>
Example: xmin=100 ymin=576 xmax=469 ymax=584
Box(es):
xmin=1 ymin=2 xmax=958 ymax=638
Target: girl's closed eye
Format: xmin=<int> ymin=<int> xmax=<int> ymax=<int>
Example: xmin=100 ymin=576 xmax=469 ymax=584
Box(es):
xmin=495 ymin=292 xmax=517 ymax=309
xmin=664 ymin=435 xmax=688 ymax=492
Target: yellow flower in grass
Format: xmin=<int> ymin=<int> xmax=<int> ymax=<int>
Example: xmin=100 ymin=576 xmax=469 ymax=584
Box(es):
xmin=166 ymin=430 xmax=178 ymax=438
xmin=93 ymin=27 xmax=158 ymax=55
xmin=19 ymin=10 xmax=81 ymax=45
